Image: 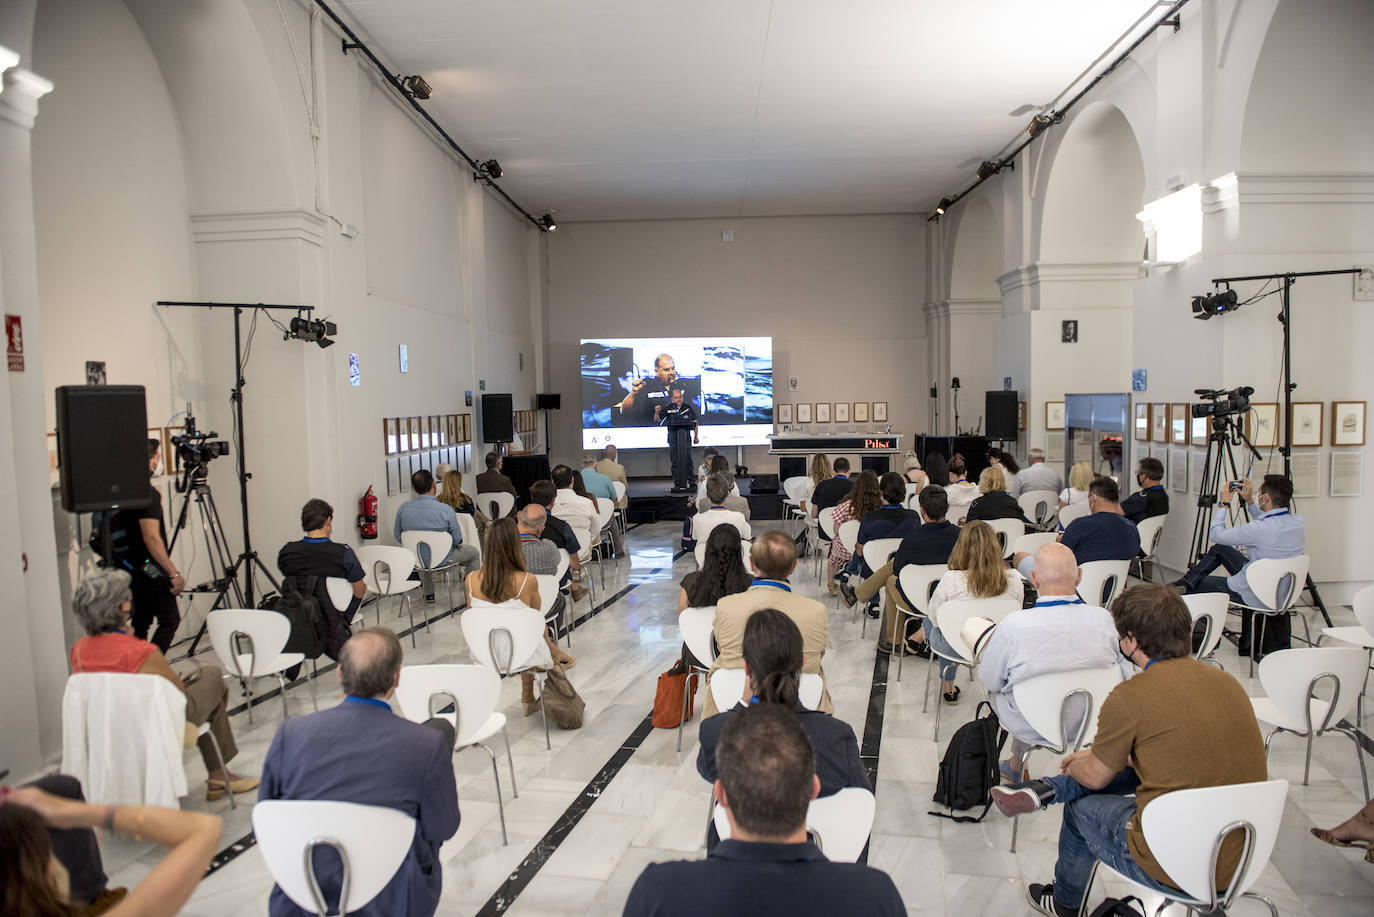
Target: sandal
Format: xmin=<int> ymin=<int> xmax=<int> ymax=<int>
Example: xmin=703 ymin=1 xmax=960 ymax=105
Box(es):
xmin=905 ymin=638 xmax=931 ymax=658
xmin=206 ymin=775 xmax=260 ymax=800
xmin=942 ymin=686 xmax=961 ymax=705
xmin=1310 ymin=811 xmax=1374 ymax=852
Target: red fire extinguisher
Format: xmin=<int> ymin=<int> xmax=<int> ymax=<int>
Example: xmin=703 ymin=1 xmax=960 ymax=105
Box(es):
xmin=358 ymin=485 xmax=378 ymax=540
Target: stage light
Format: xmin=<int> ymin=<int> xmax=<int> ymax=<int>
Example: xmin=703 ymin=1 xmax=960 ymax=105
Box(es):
xmin=1026 ymin=113 xmax=1053 ymax=138
xmin=478 ymin=158 xmax=503 ymax=179
xmin=402 ymin=75 xmax=432 ymax=100
xmin=1190 ymin=288 xmax=1239 ymax=321
xmin=540 ymin=214 xmax=558 ymax=232
xmin=935 ymin=197 xmax=952 ymax=216
xmin=976 ymin=160 xmax=1000 ymax=181
xmin=289 ymin=315 xmax=339 ymax=348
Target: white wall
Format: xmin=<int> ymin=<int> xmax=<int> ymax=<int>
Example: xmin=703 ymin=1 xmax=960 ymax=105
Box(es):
xmin=544 ymin=214 xmax=926 ymax=475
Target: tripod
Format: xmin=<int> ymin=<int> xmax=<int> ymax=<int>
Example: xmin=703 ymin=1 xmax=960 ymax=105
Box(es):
xmin=1189 ymin=414 xmax=1261 ymax=565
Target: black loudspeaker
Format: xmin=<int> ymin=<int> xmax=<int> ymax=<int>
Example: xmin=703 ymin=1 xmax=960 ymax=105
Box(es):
xmin=481 ymin=393 xmax=515 ymax=443
xmin=778 ymin=456 xmax=807 ymax=481
xmin=861 ymin=455 xmax=890 ymax=475
xmin=750 ymin=473 xmax=779 ymax=494
xmin=986 ymin=391 xmax=1019 ymax=440
xmin=536 ymin=393 xmax=561 ymax=410
xmin=55 ymin=384 xmax=152 ymax=512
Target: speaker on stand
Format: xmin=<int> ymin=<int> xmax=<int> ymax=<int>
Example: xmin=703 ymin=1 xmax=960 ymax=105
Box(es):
xmin=481 ymin=393 xmax=515 ymax=448
xmin=55 ymin=385 xmax=152 ymax=514
xmin=536 ymin=393 xmax=560 ymax=456
xmin=985 ymin=390 xmax=1019 ymax=456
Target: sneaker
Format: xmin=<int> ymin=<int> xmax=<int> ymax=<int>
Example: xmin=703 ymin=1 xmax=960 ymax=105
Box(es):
xmin=991 ymin=779 xmax=1056 ymax=817
xmin=838 ymin=580 xmax=858 ymax=608
xmin=1170 ymin=578 xmax=1190 ymax=595
xmin=1026 ymin=882 xmax=1075 ymax=917
xmin=865 ymin=602 xmax=880 ymax=619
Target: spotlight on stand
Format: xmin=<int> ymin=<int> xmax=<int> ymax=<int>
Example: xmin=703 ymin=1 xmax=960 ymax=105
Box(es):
xmin=476 ymin=158 xmax=503 ymax=181
xmin=540 ymin=213 xmax=558 ymax=232
xmin=976 ymin=159 xmax=1012 ymax=181
xmin=402 ymin=75 xmax=432 ymax=100
xmin=288 ymin=315 xmax=339 ymax=348
xmin=1026 ymin=113 xmax=1054 ymax=138
xmin=1190 ymin=288 xmax=1239 ymax=321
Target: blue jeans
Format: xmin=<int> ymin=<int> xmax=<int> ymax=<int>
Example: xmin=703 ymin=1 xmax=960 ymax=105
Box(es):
xmin=1180 ymin=543 xmax=1246 ymax=603
xmin=926 ymin=622 xmax=959 ymax=681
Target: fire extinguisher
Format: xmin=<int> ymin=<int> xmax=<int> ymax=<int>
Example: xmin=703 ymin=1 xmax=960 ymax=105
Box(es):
xmin=357 ymin=485 xmax=378 ymax=540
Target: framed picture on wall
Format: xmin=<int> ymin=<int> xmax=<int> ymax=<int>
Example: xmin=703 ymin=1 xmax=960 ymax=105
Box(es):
xmin=815 ymin=402 xmax=831 ymax=423
xmin=1018 ymin=402 xmax=1027 ymax=431
xmin=1290 ymin=402 xmax=1323 ymax=447
xmin=1191 ymin=407 xmax=1209 ymax=446
xmin=1151 ymin=403 xmax=1168 ymax=442
xmin=834 ymin=402 xmax=850 ymax=423
xmin=854 ymin=401 xmax=870 ymax=423
xmin=384 ymin=418 xmax=398 ymax=455
xmin=1134 ymin=403 xmax=1149 ymax=442
xmin=777 ymin=403 xmax=793 ymax=424
xmin=1332 ymin=400 xmax=1366 ymax=446
xmin=1170 ymin=403 xmax=1189 ymax=445
xmin=1169 ymin=447 xmax=1189 ymax=493
xmin=1245 ymin=403 xmax=1279 ymax=448
xmin=796 ymin=403 xmax=812 ymax=424
xmin=1045 ymin=401 xmax=1065 ymax=431
xmin=872 ymin=401 xmax=887 ymax=423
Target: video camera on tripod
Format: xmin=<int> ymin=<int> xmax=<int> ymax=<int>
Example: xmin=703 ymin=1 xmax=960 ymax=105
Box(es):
xmin=1191 ymin=385 xmax=1254 ymax=421
xmin=170 ymin=411 xmax=229 ymax=492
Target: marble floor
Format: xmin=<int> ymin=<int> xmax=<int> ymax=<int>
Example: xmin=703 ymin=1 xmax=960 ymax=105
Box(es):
xmin=95 ymin=522 xmax=1374 ymax=916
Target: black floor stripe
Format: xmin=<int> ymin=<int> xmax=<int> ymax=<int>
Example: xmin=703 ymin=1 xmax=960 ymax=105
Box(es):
xmin=204 ymin=830 xmax=256 ymax=877
xmin=475 ymin=714 xmax=656 ymax=916
xmin=856 ymin=646 xmax=891 ymax=865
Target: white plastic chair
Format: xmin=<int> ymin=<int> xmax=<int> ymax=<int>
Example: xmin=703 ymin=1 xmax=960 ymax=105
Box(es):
xmin=677 ymin=606 xmax=717 ymax=751
xmin=325 ymin=576 xmax=354 ymax=617
xmin=455 ymin=514 xmax=482 ymax=571
xmin=816 ymin=506 xmax=839 ymax=584
xmin=400 ymin=530 xmax=460 ymax=611
xmin=1079 ymin=780 xmax=1289 ymax=917
xmin=1018 ymin=489 xmax=1060 ymax=531
xmin=834 ymin=519 xmax=862 ymax=624
xmin=532 ymin=572 xmax=564 ymax=642
xmin=206 ymin=609 xmax=306 ymax=723
xmin=862 ymin=537 xmax=903 ymax=575
xmin=983 ymin=518 xmax=1025 ymax=559
xmin=1006 ymin=665 xmax=1126 ymax=851
xmin=1076 ymin=560 xmax=1130 ymax=608
xmin=461 ymin=604 xmax=554 ymax=749
xmin=782 ymin=476 xmax=811 ymax=530
xmin=611 ymin=480 xmax=629 ymax=536
xmin=355 ymin=545 xmax=424 ymax=648
xmin=1235 ymin=554 xmax=1312 ymax=677
xmin=253 ymin=800 xmax=416 ymax=916
xmin=713 ymin=787 xmax=876 ymax=863
xmin=1011 ymin=532 xmax=1057 ymax=558
xmin=923 ymin=596 xmax=1022 ymax=741
xmin=1183 ymin=592 xmax=1229 ymax=667
xmin=1058 ymin=500 xmax=1091 ymax=529
xmin=393 ymin=664 xmax=517 ymax=845
xmin=475 ymin=491 xmax=516 ymax=520
xmin=1250 ymin=647 xmax=1369 ymax=800
xmin=1317 ymin=584 xmax=1374 ymax=727
xmin=693 ymin=539 xmax=753 ymax=574
xmin=892 ymin=563 xmax=948 ymax=678
xmin=1131 ymin=514 xmax=1167 ymax=583
xmin=589 ymin=497 xmax=618 ymax=577
xmin=708 ymin=669 xmax=823 ymax=714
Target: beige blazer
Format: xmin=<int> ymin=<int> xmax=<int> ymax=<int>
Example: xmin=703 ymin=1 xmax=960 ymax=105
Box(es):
xmin=595 ymin=459 xmax=629 ymax=508
xmin=704 ymin=583 xmax=832 ymax=716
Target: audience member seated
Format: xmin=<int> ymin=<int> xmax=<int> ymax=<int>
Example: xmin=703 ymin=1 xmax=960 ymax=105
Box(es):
xmin=438 ymin=470 xmax=490 ymax=537
xmin=838 ymin=473 xmax=920 ymax=614
xmin=517 ymin=504 xmax=566 ymax=624
xmin=707 ymin=532 xmax=832 ymax=716
xmin=826 ymin=470 xmax=881 ymax=588
xmin=902 ymin=453 xmax=928 ymax=490
xmin=696 ymin=446 xmax=720 ymax=482
xmin=467 ymin=519 xmax=575 ymax=713
xmin=979 ymin=543 xmax=1134 ymax=781
xmin=69 ymin=569 xmax=258 ymax=800
xmin=259 ymin=628 xmax=460 ymax=917
xmin=679 ymin=525 xmax=754 ymax=668
xmin=551 ymin=464 xmax=600 ymax=556
xmin=1014 ymin=477 xmax=1139 ymax=580
xmin=910 ymin=522 xmax=1024 ymax=705
xmin=963 ymin=465 xmax=1032 ymax=530
xmin=989 ymin=447 xmax=1021 ymax=476
xmin=1057 ymin=461 xmax=1093 ymax=512
xmin=696 ymin=453 xmax=743 ymax=504
xmin=1012 ymin=448 xmax=1064 ymax=498
xmin=579 ymin=453 xmax=618 ymax=504
xmin=2 ymin=783 xmax=221 ymax=917
xmin=394 ymin=469 xmax=481 ymax=601
xmin=277 ymin=498 xmax=366 ymax=660
xmin=990 ymin=585 xmax=1266 ymax=917
xmin=595 ymin=444 xmax=630 ymax=510
xmin=943 ymin=455 xmax=979 ymax=520
xmin=696 ymin=609 xmax=869 ymax=849
xmin=572 ymin=466 xmax=623 ymax=555
xmin=1120 ymin=456 xmax=1168 ymax=524
xmin=475 ymin=451 xmax=519 ymax=515
xmin=802 ymin=453 xmax=834 ymax=519
xmin=1311 ymin=797 xmax=1374 ymax=863
xmin=694 ymin=472 xmax=752 ymax=545
xmin=853 ymin=486 xmax=963 ymax=654
xmin=529 ymin=480 xmax=589 ymax=602
xmin=924 ymin=451 xmax=950 ymax=486
xmin=809 ymin=456 xmax=853 ymax=522
xmin=625 ymin=703 xmax=903 ymax=917
xmin=1174 ymin=474 xmax=1304 ymax=659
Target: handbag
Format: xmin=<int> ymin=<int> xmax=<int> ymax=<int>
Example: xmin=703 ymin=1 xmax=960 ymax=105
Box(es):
xmin=541 ymin=663 xmax=585 ymax=729
xmin=652 ymin=660 xmax=698 ymax=728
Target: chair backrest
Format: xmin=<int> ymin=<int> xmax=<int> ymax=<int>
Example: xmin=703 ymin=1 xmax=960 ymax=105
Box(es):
xmin=1257 ymin=646 xmax=1367 ymax=731
xmin=1354 ymin=584 xmax=1374 ymax=638
xmin=1058 ymin=501 xmax=1091 ymax=528
xmin=694 ymin=539 xmax=753 ymax=573
xmin=713 ymin=787 xmax=876 ymax=863
xmin=679 ymin=606 xmax=717 ymax=668
xmin=400 ymin=530 xmax=454 ymax=571
xmin=325 ymin=577 xmax=353 ymax=614
xmin=933 ymin=596 xmax=1021 ymax=661
xmin=1011 ymin=532 xmax=1057 ymax=557
xmin=1011 ymin=664 xmax=1126 ymax=751
xmin=460 ymin=605 xmax=547 ymax=674
xmin=475 ymin=491 xmax=516 ymax=519
xmin=818 ymin=506 xmax=838 ymax=539
xmin=1076 ymin=560 xmax=1130 ymax=607
xmin=593 ymin=498 xmax=616 ymax=533
xmin=355 ymin=545 xmax=419 ymax=596
xmin=984 ymin=518 xmax=1024 ymax=559
xmin=1018 ymin=489 xmax=1060 ymax=527
xmin=555 ymin=548 xmax=570 ymax=581
xmin=895 ymin=563 xmax=948 ymax=616
xmin=1134 ymin=513 xmax=1167 ymax=558
xmin=205 ymin=609 xmax=292 ymax=678
xmin=863 ymin=537 xmax=904 ymax=572
xmin=455 ymin=514 xmax=482 ymax=565
xmin=707 ymin=669 xmax=823 ymax=713
xmin=1183 ymin=592 xmax=1229 ymax=659
xmin=837 ymin=519 xmax=860 ymax=552
xmin=1139 ymin=780 xmax=1289 ymax=906
xmin=782 ymin=476 xmax=811 ymax=502
xmin=798 ymin=673 xmax=823 ymax=711
xmin=1244 ymin=555 xmax=1311 ymax=612
xmin=612 ymin=480 xmax=627 ymax=502
xmin=393 ymin=664 xmax=501 ymax=747
xmin=253 ymin=800 xmax=416 ymax=915
xmin=533 ymin=574 xmax=560 ymax=618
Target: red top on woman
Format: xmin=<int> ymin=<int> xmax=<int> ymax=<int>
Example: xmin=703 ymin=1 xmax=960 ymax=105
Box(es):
xmin=70 ymin=631 xmax=157 ymax=674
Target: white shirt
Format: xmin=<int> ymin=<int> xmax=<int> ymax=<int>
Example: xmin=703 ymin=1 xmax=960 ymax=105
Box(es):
xmin=1059 ymin=487 xmax=1089 ymax=506
xmin=1012 ymin=462 xmax=1064 ymax=498
xmin=928 ymin=568 xmax=1024 ymax=620
xmin=552 ymin=488 xmax=599 ymax=546
xmin=693 ymin=508 xmax=751 ymax=543
xmin=944 ymin=481 xmax=979 ymax=518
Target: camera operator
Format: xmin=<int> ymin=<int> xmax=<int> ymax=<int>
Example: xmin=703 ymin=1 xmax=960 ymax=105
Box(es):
xmin=1173 ymin=474 xmax=1305 ymax=660
xmin=113 ymin=439 xmax=184 ymax=652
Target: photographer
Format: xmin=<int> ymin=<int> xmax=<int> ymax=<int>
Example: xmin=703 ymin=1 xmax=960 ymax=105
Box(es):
xmin=1173 ymin=474 xmax=1305 ymax=659
xmin=113 ymin=440 xmax=184 ymax=652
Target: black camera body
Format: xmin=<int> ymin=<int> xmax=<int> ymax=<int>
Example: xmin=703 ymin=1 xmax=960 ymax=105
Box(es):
xmin=171 ymin=412 xmax=229 ymax=472
xmin=1191 ymin=386 xmax=1254 ymax=419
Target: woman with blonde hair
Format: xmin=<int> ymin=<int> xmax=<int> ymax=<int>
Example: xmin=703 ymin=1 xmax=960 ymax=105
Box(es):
xmin=799 ymin=453 xmax=833 ymax=519
xmin=964 ymin=465 xmax=1031 ymax=529
xmin=1058 ymin=461 xmax=1093 ymax=510
xmin=901 ymin=453 xmax=927 ymax=491
xmin=908 ymin=521 xmax=1023 ymax=703
xmin=438 ymin=469 xmax=490 ymax=536
xmin=465 ymin=518 xmax=574 ymax=715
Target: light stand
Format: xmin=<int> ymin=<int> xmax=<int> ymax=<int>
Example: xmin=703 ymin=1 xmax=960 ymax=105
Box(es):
xmin=950 ymin=377 xmax=962 ymax=435
xmin=929 ymin=385 xmax=939 ymax=434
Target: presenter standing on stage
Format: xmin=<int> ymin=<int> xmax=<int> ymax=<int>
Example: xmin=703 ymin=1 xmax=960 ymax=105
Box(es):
xmin=657 ymin=388 xmax=699 ymax=492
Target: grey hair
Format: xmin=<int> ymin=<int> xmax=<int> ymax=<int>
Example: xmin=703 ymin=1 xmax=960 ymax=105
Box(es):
xmin=706 ymin=472 xmax=732 ymax=504
xmin=581 ymin=454 xmax=597 ymax=466
xmin=71 ymin=569 xmax=133 ymax=636
xmin=1027 ymin=448 xmax=1046 ymax=463
xmin=339 ymin=627 xmax=403 ymax=698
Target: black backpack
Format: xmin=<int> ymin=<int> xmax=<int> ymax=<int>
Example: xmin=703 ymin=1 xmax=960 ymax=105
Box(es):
xmin=930 ymin=701 xmax=1006 ymax=822
xmin=266 ymin=577 xmax=326 ymax=660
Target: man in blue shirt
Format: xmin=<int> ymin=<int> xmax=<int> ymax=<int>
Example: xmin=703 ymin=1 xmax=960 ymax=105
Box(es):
xmin=1175 ymin=474 xmax=1305 ymax=657
xmin=580 ymin=454 xmax=624 ymax=554
xmin=623 ymin=704 xmax=903 ymax=917
xmin=1015 ymin=477 xmax=1139 ymax=579
xmin=393 ymin=469 xmax=481 ymax=601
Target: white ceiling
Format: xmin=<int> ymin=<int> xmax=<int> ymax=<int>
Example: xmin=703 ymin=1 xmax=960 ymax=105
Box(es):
xmin=339 ymin=0 xmax=1161 ymax=222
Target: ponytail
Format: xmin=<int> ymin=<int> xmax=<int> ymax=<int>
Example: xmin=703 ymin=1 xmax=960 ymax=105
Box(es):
xmin=756 ymin=670 xmax=801 ymax=708
xmin=741 ymin=608 xmax=805 ymax=709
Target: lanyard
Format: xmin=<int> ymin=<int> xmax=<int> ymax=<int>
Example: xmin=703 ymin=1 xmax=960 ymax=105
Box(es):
xmin=1035 ymin=599 xmax=1082 ymax=608
xmin=753 ymin=578 xmax=792 ymax=591
xmin=1265 ymin=510 xmax=1290 ymax=517
xmin=344 ymin=696 xmax=391 ymax=711
xmin=1143 ymin=659 xmax=1156 ymax=670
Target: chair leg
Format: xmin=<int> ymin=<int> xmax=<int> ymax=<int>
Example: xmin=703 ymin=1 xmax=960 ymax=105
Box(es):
xmin=539 ymin=675 xmax=551 ymax=750
xmin=203 ymin=728 xmax=235 ymax=810
xmin=1239 ymin=892 xmax=1279 ymax=917
xmin=922 ymin=652 xmax=935 ymax=713
xmin=243 ymin=678 xmax=254 ymax=725
xmin=1076 ymin=859 xmax=1103 ymax=917
xmin=933 ymin=691 xmax=944 ymax=744
xmin=1336 ymin=727 xmax=1371 ymax=803
xmin=478 ymin=744 xmax=508 ymax=845
xmin=677 ymin=680 xmax=689 ymax=752
xmin=276 ymin=674 xmax=290 ymax=721
xmin=308 ymin=659 xmax=318 ymax=711
xmin=405 ymin=594 xmax=417 ymax=648
xmin=503 ymin=726 xmax=518 ymax=798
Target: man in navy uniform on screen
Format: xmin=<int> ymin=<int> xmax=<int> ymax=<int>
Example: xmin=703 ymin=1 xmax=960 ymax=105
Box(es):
xmin=658 ymin=388 xmax=699 ymax=491
xmin=618 ymin=352 xmax=698 ymax=425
